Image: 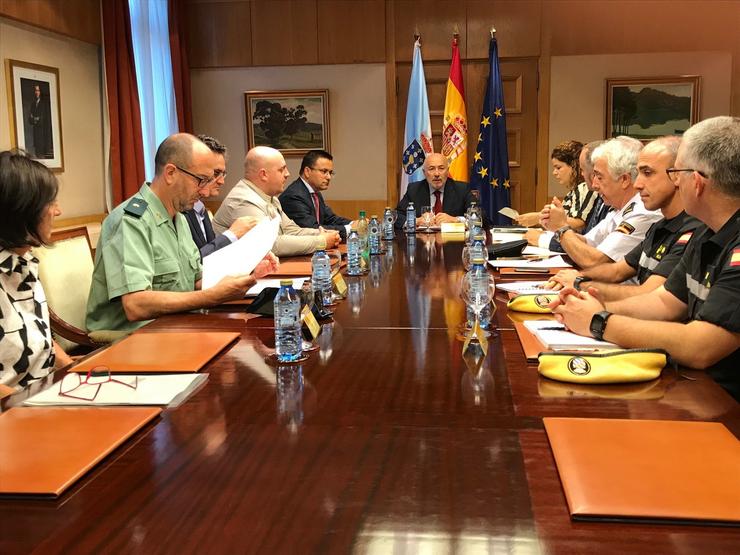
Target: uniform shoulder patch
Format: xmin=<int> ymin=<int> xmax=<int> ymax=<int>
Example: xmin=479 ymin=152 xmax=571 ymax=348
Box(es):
xmin=621 ymin=202 xmax=636 ymax=216
xmin=124 ymin=197 xmax=148 ymax=218
xmin=676 ymin=231 xmax=693 ymax=245
xmin=616 ymin=221 xmax=635 ymax=235
xmin=730 ymin=247 xmax=740 ymax=268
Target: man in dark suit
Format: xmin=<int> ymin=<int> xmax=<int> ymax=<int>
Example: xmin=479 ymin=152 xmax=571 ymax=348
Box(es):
xmin=279 ymin=150 xmax=353 ymax=241
xmin=395 ymin=152 xmax=474 ymax=230
xmin=183 ymin=135 xmax=256 ymax=258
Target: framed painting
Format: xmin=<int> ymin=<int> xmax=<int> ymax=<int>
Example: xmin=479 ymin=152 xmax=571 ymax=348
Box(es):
xmin=605 ymin=76 xmax=700 ymax=141
xmin=6 ymin=59 xmax=64 ymax=171
xmin=245 ymin=89 xmax=330 ymax=156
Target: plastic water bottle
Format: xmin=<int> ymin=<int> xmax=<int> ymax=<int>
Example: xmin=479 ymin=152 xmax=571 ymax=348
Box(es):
xmin=346 ymin=229 xmax=363 ymax=275
xmin=357 ymin=210 xmax=369 ymax=252
xmin=382 ymin=207 xmax=395 ymax=240
xmin=311 ymin=249 xmax=333 ymax=306
xmin=466 ymin=213 xmax=482 ymax=246
xmin=274 ymin=280 xmax=302 ymax=362
xmin=470 ymin=231 xmax=487 ymax=262
xmin=406 ymin=201 xmax=416 ymax=234
xmin=368 ymin=215 xmax=382 ymax=255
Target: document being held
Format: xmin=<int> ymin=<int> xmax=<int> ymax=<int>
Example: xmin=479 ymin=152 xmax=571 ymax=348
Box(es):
xmin=202 ymin=216 xmax=280 ymax=289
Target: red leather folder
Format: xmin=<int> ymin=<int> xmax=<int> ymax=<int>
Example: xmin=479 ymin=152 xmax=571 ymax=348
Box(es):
xmin=0 ymin=406 xmax=161 ymax=497
xmin=544 ymin=417 xmax=740 ymax=525
xmin=70 ymin=331 xmax=240 ymax=373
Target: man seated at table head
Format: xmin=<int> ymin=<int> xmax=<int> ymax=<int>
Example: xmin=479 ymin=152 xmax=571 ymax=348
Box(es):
xmin=551 ymin=115 xmax=740 ymax=400
xmin=182 ymin=135 xmax=258 ymax=258
xmin=279 ymin=149 xmax=353 ymax=241
xmin=534 ymin=136 xmax=662 ymax=269
xmin=395 ymin=152 xmax=474 ymax=230
xmin=546 ymin=135 xmax=702 ymax=301
xmin=87 ymin=133 xmax=276 ymax=333
xmin=212 ymin=146 xmax=341 ymax=257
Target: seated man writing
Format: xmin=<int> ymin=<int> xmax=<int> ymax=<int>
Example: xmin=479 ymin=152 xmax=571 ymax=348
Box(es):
xmin=551 ymin=116 xmax=740 ymax=401
xmin=212 ymin=146 xmax=341 ymax=257
xmin=86 ymin=133 xmax=277 ymax=333
xmin=395 ymin=153 xmax=474 ymax=230
xmin=546 ymin=136 xmax=702 ymax=301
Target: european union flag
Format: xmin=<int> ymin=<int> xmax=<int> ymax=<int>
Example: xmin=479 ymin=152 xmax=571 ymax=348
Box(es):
xmin=470 ymin=36 xmax=511 ymax=226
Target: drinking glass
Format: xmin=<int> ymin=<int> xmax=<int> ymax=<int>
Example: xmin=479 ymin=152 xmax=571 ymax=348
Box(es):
xmin=421 ymin=205 xmax=434 ymax=233
xmin=461 ymin=272 xmax=495 ymax=337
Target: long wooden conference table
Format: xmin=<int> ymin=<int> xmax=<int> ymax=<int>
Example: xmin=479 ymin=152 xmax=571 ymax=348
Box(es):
xmin=2 ymin=233 xmax=739 ymax=554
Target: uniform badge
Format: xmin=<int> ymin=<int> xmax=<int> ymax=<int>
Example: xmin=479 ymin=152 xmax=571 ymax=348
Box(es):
xmin=616 ymin=221 xmax=636 ymax=235
xmin=124 ymin=197 xmax=148 ymax=218
xmin=622 ymin=202 xmax=635 ymax=216
xmin=730 ymin=248 xmax=740 ymax=267
xmin=568 ymin=356 xmax=591 ymax=376
xmin=534 ymin=295 xmax=554 ymax=309
xmin=654 ymin=244 xmax=666 ymax=260
xmin=677 ymin=231 xmax=693 ymax=245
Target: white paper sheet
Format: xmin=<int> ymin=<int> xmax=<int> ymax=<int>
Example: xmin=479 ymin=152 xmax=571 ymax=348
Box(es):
xmin=496 ymin=280 xmax=551 ymax=295
xmin=24 ymin=374 xmax=208 ymax=407
xmin=490 ymin=232 xmax=527 ymax=243
xmin=498 ymin=207 xmax=520 ymax=219
xmin=488 ymin=255 xmax=572 ymax=269
xmin=522 ymin=245 xmax=561 ymax=257
xmin=246 ymin=277 xmax=308 ymax=297
xmin=523 ymin=320 xmax=617 ymax=351
xmin=202 ymin=217 xmax=280 ymax=289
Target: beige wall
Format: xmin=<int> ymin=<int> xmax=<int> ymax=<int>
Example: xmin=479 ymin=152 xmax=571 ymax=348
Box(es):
xmin=190 ymin=63 xmax=387 ymax=203
xmin=0 ymin=17 xmax=105 ymax=218
xmin=548 ymin=51 xmax=732 ymax=197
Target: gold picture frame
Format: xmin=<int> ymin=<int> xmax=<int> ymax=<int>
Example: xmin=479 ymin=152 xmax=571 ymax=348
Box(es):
xmin=245 ymin=89 xmax=330 ymax=156
xmin=6 ymin=59 xmax=64 ymax=171
xmin=605 ymin=76 xmax=700 ymax=141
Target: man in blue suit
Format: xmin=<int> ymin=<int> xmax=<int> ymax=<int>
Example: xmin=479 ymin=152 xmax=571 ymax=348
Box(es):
xmin=182 ymin=135 xmax=256 ymax=258
xmin=395 ymin=153 xmax=474 ymax=230
xmin=279 ymin=150 xmax=353 ymax=241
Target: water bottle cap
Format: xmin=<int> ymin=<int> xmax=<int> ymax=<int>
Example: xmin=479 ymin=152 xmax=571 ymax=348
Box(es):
xmin=359 ymin=210 xmax=366 ymax=217
xmin=385 ymin=206 xmax=390 ymax=210
xmin=280 ymin=279 xmax=293 ymax=286
xmin=371 ymin=215 xmax=378 ymax=219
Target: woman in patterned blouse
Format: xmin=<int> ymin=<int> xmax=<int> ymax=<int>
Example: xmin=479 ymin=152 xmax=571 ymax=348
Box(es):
xmin=515 ymin=140 xmax=596 ymax=231
xmin=0 ymin=150 xmax=73 ymax=391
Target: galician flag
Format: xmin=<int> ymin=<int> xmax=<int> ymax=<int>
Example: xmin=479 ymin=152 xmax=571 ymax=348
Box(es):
xmin=400 ymin=38 xmax=433 ymax=199
xmin=442 ymin=35 xmax=468 ymax=182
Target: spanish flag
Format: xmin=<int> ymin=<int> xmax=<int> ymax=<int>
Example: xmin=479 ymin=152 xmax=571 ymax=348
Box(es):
xmin=442 ymin=36 xmax=468 ymax=182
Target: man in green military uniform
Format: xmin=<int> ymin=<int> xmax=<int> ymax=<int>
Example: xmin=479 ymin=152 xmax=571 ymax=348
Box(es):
xmin=87 ymin=133 xmax=276 ymax=333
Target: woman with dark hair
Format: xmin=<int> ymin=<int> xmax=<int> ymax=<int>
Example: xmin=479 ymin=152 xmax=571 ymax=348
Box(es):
xmin=0 ymin=150 xmax=73 ymax=391
xmin=515 ymin=140 xmax=595 ymax=231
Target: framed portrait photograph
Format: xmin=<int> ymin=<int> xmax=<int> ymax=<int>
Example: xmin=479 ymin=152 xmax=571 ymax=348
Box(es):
xmin=605 ymin=76 xmax=701 ymax=141
xmin=6 ymin=59 xmax=64 ymax=171
xmin=245 ymin=89 xmax=330 ymax=156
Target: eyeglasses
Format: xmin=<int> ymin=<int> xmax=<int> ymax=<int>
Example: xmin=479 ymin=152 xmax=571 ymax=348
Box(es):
xmin=174 ymin=165 xmax=215 ymax=188
xmin=59 ymin=367 xmax=138 ymax=401
xmin=665 ymin=168 xmax=708 ymax=181
xmin=213 ymin=169 xmax=228 ymax=179
xmin=311 ymin=168 xmax=335 ymax=177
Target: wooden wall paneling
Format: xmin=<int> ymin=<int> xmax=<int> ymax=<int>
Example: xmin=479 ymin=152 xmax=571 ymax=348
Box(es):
xmin=393 ymin=0 xmax=466 ymax=62
xmin=317 ymin=0 xmax=385 ymax=64
xmin=386 ymin=6 xmax=399 ymax=207
xmin=465 ymin=0 xmax=541 ymax=59
xmin=250 ymin=0 xmax=318 ymax=66
xmin=186 ymin=1 xmax=252 ymax=68
xmin=0 ymin=0 xmax=101 ymax=44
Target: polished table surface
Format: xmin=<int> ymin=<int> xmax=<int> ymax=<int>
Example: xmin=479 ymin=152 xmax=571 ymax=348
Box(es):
xmin=2 ymin=233 xmax=739 ymax=554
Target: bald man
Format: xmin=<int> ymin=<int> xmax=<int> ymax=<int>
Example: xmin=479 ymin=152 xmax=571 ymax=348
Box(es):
xmin=395 ymin=153 xmax=475 ymax=230
xmin=213 ymin=146 xmax=341 ymax=257
xmin=87 ymin=134 xmax=272 ymax=333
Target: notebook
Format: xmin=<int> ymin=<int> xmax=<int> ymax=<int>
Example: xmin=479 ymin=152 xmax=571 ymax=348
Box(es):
xmin=544 ymin=417 xmax=740 ymax=525
xmin=523 ymin=320 xmax=617 ymax=351
xmin=0 ymin=406 xmax=161 ymax=497
xmin=70 ymin=331 xmax=240 ymax=373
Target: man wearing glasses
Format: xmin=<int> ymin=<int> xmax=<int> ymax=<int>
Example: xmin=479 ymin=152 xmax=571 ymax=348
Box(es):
xmin=552 ymin=116 xmax=740 ymax=401
xmin=279 ymin=150 xmax=353 ymax=241
xmin=183 ymin=135 xmax=259 ymax=257
xmin=87 ymin=133 xmax=273 ymax=333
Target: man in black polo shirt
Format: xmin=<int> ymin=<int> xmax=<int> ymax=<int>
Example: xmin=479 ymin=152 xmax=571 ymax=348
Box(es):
xmin=545 ymin=136 xmax=702 ymax=302
xmin=551 ymin=116 xmax=740 ymax=400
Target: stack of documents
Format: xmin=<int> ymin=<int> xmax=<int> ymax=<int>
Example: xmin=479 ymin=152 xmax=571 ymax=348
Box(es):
xmin=523 ymin=320 xmax=617 ymax=351
xmin=488 ymin=255 xmax=573 ymax=270
xmin=496 ymin=280 xmax=550 ymax=295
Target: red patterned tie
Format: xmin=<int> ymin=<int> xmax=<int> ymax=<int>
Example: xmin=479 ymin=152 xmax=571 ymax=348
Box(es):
xmin=311 ymin=192 xmax=321 ymax=223
xmin=433 ymin=191 xmax=442 ymax=214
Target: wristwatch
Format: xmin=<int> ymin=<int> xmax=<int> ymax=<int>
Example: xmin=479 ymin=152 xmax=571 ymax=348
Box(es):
xmin=554 ymin=225 xmax=572 ymax=241
xmin=574 ymin=276 xmax=593 ymax=291
xmin=589 ymin=311 xmax=612 ymax=341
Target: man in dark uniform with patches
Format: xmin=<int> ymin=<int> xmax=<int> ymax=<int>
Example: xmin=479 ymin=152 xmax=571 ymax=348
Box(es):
xmin=545 ymin=136 xmax=702 ymax=302
xmin=551 ymin=116 xmax=740 ymax=400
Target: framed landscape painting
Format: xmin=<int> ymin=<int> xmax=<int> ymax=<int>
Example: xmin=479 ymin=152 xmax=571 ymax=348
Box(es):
xmin=6 ymin=59 xmax=64 ymax=171
xmin=245 ymin=89 xmax=330 ymax=156
xmin=605 ymin=76 xmax=700 ymax=141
